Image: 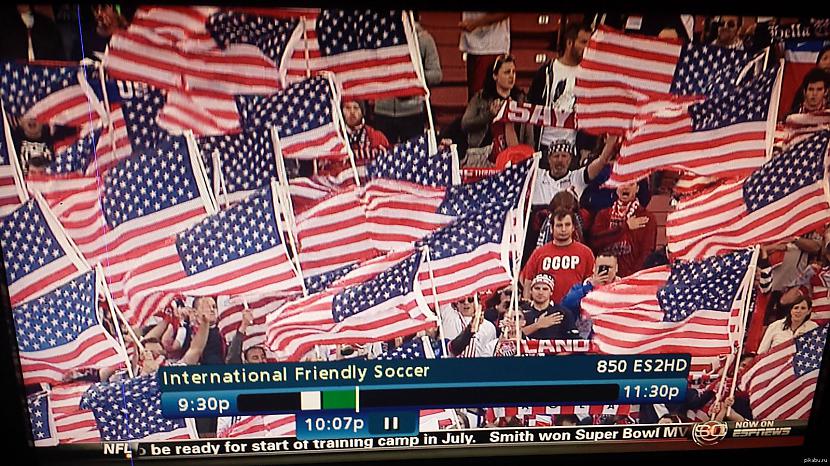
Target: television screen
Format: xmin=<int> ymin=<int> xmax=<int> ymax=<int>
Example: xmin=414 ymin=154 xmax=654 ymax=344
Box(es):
xmin=1 ymin=5 xmax=829 ymax=466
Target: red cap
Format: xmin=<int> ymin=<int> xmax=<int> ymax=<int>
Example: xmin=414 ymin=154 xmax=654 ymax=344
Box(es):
xmin=495 ymin=144 xmax=534 ymax=170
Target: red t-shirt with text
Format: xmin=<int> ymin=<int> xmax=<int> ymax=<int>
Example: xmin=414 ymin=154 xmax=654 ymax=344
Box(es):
xmin=521 ymin=241 xmax=595 ymax=304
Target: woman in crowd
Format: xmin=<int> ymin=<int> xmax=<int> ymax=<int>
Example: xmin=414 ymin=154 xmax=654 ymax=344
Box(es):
xmin=757 ymin=294 xmax=818 ymax=354
xmin=461 ymin=54 xmax=526 ymax=165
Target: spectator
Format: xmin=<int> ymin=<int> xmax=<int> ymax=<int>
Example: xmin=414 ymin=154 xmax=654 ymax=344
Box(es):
xmin=711 ymin=15 xmax=744 ymax=49
xmin=530 ymin=133 xmax=617 ymax=208
xmin=136 ymin=309 xmax=211 ymax=376
xmin=373 ymin=15 xmax=442 ymax=143
xmin=708 ymin=355 xmax=755 ymax=422
xmin=83 ymin=4 xmax=129 ymax=59
xmin=521 ymin=209 xmax=596 ymax=304
xmin=520 ymin=274 xmax=578 ymax=340
xmin=0 ymin=5 xmax=65 ymax=61
xmin=579 ymin=163 xmax=652 ymax=214
xmin=658 ymin=414 xmax=683 ymax=424
xmin=483 ymin=287 xmax=513 ymax=336
xmin=9 ymin=119 xmax=75 ymax=175
xmin=191 ymin=297 xmax=226 ymax=365
xmin=226 ymin=310 xmax=268 ymax=364
xmin=789 ymin=68 xmax=829 ymax=115
xmin=535 ymin=191 xmax=591 ymax=248
xmin=587 ymin=182 xmax=657 ymax=277
xmin=458 ymin=12 xmax=510 ymax=97
xmin=561 ymin=253 xmax=620 ymax=314
xmin=526 ymin=23 xmax=591 ymax=152
xmin=765 ymin=231 xmax=823 ymax=294
xmin=757 ymin=294 xmax=818 ymax=354
xmin=343 ymin=100 xmax=391 ymax=162
xmin=441 ymin=296 xmax=498 ymax=357
xmin=818 ymin=46 xmax=830 ymax=73
xmin=461 ymin=54 xmax=525 ymax=165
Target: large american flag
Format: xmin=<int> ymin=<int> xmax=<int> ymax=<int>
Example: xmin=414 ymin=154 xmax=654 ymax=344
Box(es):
xmin=415 ymin=204 xmax=515 ymax=307
xmin=667 ymin=130 xmax=830 ymax=262
xmin=236 ymin=76 xmax=348 ymax=160
xmin=217 ymin=414 xmax=295 ymax=439
xmin=289 ymin=174 xmax=356 ymax=215
xmin=50 ymin=382 xmax=101 ymax=444
xmin=0 ymin=106 xmax=26 ymax=216
xmin=80 ymin=375 xmax=197 ymax=441
xmin=0 ymin=197 xmax=87 ymax=306
xmin=206 ymin=10 xmax=300 ymax=68
xmin=740 ymin=324 xmax=827 ymax=420
xmin=28 ymin=392 xmax=59 ymax=447
xmin=217 ymin=293 xmax=293 ymax=353
xmin=123 ymin=181 xmax=303 ymax=324
xmin=27 ymin=135 xmax=215 ymax=321
xmin=576 ymin=25 xmax=757 ymax=135
xmin=0 ymin=61 xmax=97 ymax=128
xmin=13 ymin=270 xmax=126 ymax=385
xmin=103 ymin=6 xmax=281 ymax=136
xmin=607 ymin=68 xmax=780 ymax=186
xmin=581 ymin=250 xmax=753 ymax=356
xmin=283 ymin=10 xmax=426 ymax=100
xmin=266 ymin=250 xmax=436 ymax=361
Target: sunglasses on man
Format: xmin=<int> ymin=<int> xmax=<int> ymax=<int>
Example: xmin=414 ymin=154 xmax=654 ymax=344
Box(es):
xmin=717 ymin=20 xmax=738 ymax=29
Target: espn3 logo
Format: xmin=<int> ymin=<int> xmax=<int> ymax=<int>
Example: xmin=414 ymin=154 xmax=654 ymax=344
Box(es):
xmin=692 ymin=421 xmax=728 ymax=446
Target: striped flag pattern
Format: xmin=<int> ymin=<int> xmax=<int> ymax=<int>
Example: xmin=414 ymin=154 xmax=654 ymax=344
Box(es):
xmin=50 ymin=382 xmax=101 ymax=443
xmin=103 ymin=6 xmax=281 ymax=136
xmin=575 ymin=25 xmax=756 ymax=135
xmin=741 ymin=324 xmax=827 ymax=420
xmin=283 ymin=10 xmax=426 ymax=100
xmin=217 ymin=414 xmax=295 ymax=438
xmin=0 ymin=196 xmax=88 ymax=306
xmin=80 ymin=375 xmax=197 ymax=441
xmin=667 ymin=130 xmax=830 ymax=261
xmin=0 ymin=106 xmax=26 ymax=216
xmin=12 ymin=270 xmax=126 ymax=385
xmin=28 ymin=392 xmax=59 ymax=447
xmin=581 ymin=250 xmax=753 ymax=356
xmin=607 ymin=68 xmax=780 ymax=186
xmin=266 ymin=250 xmax=436 ymax=361
xmin=123 ymin=180 xmax=303 ymax=325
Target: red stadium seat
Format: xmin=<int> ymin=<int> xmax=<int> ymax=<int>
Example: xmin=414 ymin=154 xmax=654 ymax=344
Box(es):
xmin=438 ymin=47 xmax=465 ymax=70
xmin=429 ymin=86 xmax=468 ymax=110
xmin=511 ymin=49 xmax=554 ymax=74
xmin=419 ymin=11 xmax=461 ymax=29
xmin=510 ymin=13 xmax=562 ymax=34
xmin=428 ymin=27 xmax=460 ymax=47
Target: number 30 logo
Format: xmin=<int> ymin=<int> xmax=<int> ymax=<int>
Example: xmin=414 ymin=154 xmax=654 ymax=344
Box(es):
xmin=692 ymin=420 xmax=728 ymax=446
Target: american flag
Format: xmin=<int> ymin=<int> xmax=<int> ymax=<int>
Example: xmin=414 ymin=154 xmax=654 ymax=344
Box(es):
xmin=667 ymin=130 xmax=830 ymax=261
xmin=198 ymin=127 xmax=276 ymax=205
xmin=289 ymin=174 xmax=356 ymax=215
xmin=0 ymin=196 xmax=87 ymax=306
xmin=415 ymin=204 xmax=514 ymax=307
xmin=367 ymin=134 xmax=459 ymax=188
xmin=810 ymin=286 xmax=830 ymax=327
xmin=419 ymin=409 xmax=457 ymax=431
xmin=80 ymin=375 xmax=197 ymax=441
xmin=217 ymin=414 xmax=295 ymax=438
xmin=217 ymin=293 xmax=293 ymax=353
xmin=12 ymin=269 xmax=125 ymax=385
xmin=27 ymin=135 xmax=214 ymax=321
xmin=103 ymin=6 xmax=281 ymax=136
xmin=236 ymin=76 xmax=348 ymax=160
xmin=375 ymin=335 xmax=444 ymax=360
xmin=123 ymin=181 xmax=303 ymax=324
xmin=50 ymin=382 xmax=101 ymax=443
xmin=266 ymin=250 xmax=436 ymax=361
xmin=576 ymin=25 xmax=758 ymax=135
xmin=283 ymin=10 xmax=426 ymax=100
xmin=581 ymin=250 xmax=754 ymax=356
xmin=0 ymin=106 xmax=26 ymax=216
xmin=0 ymin=61 xmax=96 ymax=128
xmin=295 ymin=184 xmax=380 ymax=278
xmin=740 ymin=324 xmax=827 ymax=420
xmin=28 ymin=392 xmax=59 ymax=447
xmin=607 ymin=68 xmax=780 ymax=186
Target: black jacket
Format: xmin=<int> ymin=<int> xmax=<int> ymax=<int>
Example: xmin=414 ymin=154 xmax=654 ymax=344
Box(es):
xmin=0 ymin=9 xmax=65 ymax=61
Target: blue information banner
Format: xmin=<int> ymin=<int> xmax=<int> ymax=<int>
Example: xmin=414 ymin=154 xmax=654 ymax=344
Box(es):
xmin=158 ymin=354 xmax=691 ymax=392
xmin=294 ymin=410 xmax=419 ymax=440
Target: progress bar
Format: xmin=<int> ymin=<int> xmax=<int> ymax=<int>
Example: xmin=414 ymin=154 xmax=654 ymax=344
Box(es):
xmin=236 ymin=384 xmax=619 ymax=414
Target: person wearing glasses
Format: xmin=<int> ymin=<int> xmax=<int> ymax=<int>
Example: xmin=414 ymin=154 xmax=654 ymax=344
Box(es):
xmin=460 ymin=54 xmax=526 ymax=165
xmin=711 ymin=15 xmax=744 ymax=49
xmin=440 ymin=295 xmax=498 ymax=357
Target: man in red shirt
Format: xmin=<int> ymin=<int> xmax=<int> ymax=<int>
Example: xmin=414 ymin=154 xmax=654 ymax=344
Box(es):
xmin=521 ymin=209 xmax=595 ymax=303
xmin=588 ymin=182 xmax=656 ymax=277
